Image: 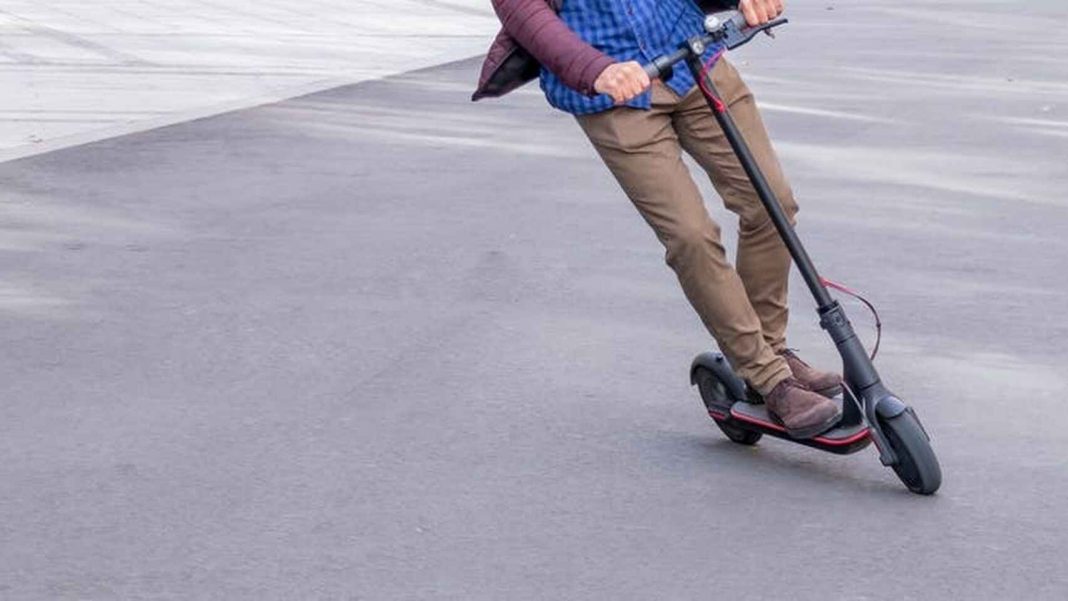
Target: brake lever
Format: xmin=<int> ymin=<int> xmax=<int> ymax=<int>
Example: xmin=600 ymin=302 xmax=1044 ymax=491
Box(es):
xmin=642 ymin=11 xmax=789 ymax=81
xmin=705 ymin=10 xmax=788 ymax=51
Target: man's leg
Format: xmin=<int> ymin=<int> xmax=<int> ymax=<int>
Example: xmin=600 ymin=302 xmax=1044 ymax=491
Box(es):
xmin=575 ymin=82 xmax=790 ymax=395
xmin=671 ymin=58 xmax=796 ymax=353
xmin=672 ymin=58 xmax=843 ymax=398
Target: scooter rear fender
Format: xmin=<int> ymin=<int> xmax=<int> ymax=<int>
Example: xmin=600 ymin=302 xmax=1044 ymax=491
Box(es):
xmin=690 ymin=352 xmax=748 ymax=402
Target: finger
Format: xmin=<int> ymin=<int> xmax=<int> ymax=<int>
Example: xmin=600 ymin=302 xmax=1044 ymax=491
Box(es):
xmin=632 ymin=71 xmax=648 ymax=92
xmin=624 ymin=75 xmax=646 ymax=97
xmin=773 ymin=0 xmax=785 ymax=15
xmin=753 ymin=1 xmax=770 ymax=24
xmin=623 ymin=63 xmax=644 ymax=80
xmin=635 ymin=68 xmax=651 ymax=90
xmin=622 ymin=68 xmax=647 ymax=94
xmin=740 ymin=0 xmax=759 ymax=26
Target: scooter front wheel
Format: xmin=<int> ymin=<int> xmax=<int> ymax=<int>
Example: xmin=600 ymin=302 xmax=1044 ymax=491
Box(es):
xmin=880 ymin=411 xmax=942 ymax=495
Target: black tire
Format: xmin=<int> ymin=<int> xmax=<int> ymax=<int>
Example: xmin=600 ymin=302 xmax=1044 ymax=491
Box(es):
xmin=713 ymin=417 xmax=763 ymax=446
xmin=880 ymin=411 xmax=942 ymax=495
xmin=694 ymin=367 xmax=762 ymax=446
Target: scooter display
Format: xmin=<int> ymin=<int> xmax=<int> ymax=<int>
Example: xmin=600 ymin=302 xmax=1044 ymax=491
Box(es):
xmin=643 ymin=11 xmax=942 ymax=495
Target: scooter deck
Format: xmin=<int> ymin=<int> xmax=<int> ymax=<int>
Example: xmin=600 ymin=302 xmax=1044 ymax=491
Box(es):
xmin=726 ymin=398 xmax=872 ymax=454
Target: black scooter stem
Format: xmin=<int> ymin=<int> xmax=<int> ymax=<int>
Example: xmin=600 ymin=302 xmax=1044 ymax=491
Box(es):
xmin=680 ymin=43 xmax=900 ymax=463
xmin=690 ymin=58 xmax=889 ymax=406
xmin=685 ymin=53 xmax=835 ymax=310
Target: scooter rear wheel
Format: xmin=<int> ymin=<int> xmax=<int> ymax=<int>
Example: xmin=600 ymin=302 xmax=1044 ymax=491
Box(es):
xmin=880 ymin=411 xmax=942 ymax=495
xmin=693 ymin=367 xmax=762 ymax=445
xmin=714 ymin=417 xmax=763 ymax=446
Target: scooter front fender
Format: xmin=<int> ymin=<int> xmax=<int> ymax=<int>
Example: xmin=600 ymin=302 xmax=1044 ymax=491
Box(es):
xmin=862 ymin=391 xmax=910 ymax=466
xmin=874 ymin=394 xmax=908 ymax=420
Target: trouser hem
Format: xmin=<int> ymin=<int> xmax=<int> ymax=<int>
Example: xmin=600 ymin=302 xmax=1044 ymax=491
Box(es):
xmin=748 ymin=362 xmax=793 ymax=398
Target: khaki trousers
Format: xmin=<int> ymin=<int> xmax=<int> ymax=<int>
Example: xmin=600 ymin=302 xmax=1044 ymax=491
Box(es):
xmin=575 ymin=58 xmax=796 ymax=395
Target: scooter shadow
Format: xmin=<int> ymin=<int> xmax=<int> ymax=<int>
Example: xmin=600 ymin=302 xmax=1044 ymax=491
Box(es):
xmin=677 ymin=431 xmax=922 ymax=497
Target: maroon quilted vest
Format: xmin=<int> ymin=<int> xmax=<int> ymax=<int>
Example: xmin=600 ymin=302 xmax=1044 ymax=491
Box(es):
xmin=472 ymin=0 xmax=562 ymax=101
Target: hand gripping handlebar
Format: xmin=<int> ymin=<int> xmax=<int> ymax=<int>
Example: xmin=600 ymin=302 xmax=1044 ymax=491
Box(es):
xmin=643 ymin=10 xmax=788 ymax=79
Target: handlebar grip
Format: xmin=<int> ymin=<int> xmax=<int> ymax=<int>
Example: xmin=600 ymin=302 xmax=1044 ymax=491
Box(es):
xmin=643 ymin=54 xmax=680 ymax=80
xmin=640 ymin=11 xmax=788 ymax=81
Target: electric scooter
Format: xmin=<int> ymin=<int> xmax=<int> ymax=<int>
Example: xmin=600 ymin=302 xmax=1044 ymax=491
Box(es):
xmin=643 ymin=11 xmax=942 ymax=495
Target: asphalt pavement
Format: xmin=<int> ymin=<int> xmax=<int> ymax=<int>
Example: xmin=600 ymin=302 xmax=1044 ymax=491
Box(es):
xmin=2 ymin=1 xmax=1067 ymax=599
xmin=0 ymin=0 xmax=497 ymax=161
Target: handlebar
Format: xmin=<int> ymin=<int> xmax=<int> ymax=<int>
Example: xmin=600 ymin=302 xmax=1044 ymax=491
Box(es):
xmin=642 ymin=10 xmax=788 ymax=79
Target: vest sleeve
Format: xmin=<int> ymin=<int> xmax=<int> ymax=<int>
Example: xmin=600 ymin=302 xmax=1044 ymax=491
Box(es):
xmin=491 ymin=0 xmax=615 ymax=97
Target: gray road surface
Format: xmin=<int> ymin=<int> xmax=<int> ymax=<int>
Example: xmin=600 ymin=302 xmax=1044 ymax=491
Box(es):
xmin=0 ymin=0 xmax=496 ymax=160
xmin=2 ymin=1 xmax=1068 ymax=599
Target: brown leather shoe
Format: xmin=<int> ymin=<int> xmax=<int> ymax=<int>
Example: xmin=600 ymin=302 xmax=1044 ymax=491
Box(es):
xmin=764 ymin=378 xmax=842 ymax=439
xmin=779 ymin=349 xmax=843 ymax=398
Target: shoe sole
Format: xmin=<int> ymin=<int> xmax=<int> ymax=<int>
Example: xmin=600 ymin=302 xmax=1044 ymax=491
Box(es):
xmin=774 ymin=407 xmax=844 ymax=440
xmin=815 ymin=383 xmax=844 ymax=399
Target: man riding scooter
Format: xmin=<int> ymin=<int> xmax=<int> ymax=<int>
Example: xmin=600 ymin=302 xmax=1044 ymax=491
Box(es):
xmin=474 ymin=0 xmax=843 ymax=439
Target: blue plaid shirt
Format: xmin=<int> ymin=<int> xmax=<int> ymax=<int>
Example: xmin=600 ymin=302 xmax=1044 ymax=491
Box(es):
xmin=540 ymin=0 xmax=722 ymax=115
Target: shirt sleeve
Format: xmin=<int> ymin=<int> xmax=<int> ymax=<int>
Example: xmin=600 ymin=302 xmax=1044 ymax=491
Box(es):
xmin=491 ymin=0 xmax=616 ymax=97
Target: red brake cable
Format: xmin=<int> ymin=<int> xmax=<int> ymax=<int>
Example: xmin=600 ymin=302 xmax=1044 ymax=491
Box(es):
xmin=696 ymin=48 xmax=727 ymax=112
xmin=821 ymin=277 xmax=883 ymax=361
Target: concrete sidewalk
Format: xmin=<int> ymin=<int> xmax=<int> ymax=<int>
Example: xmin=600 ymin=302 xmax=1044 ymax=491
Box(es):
xmin=0 ymin=0 xmax=497 ymax=162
